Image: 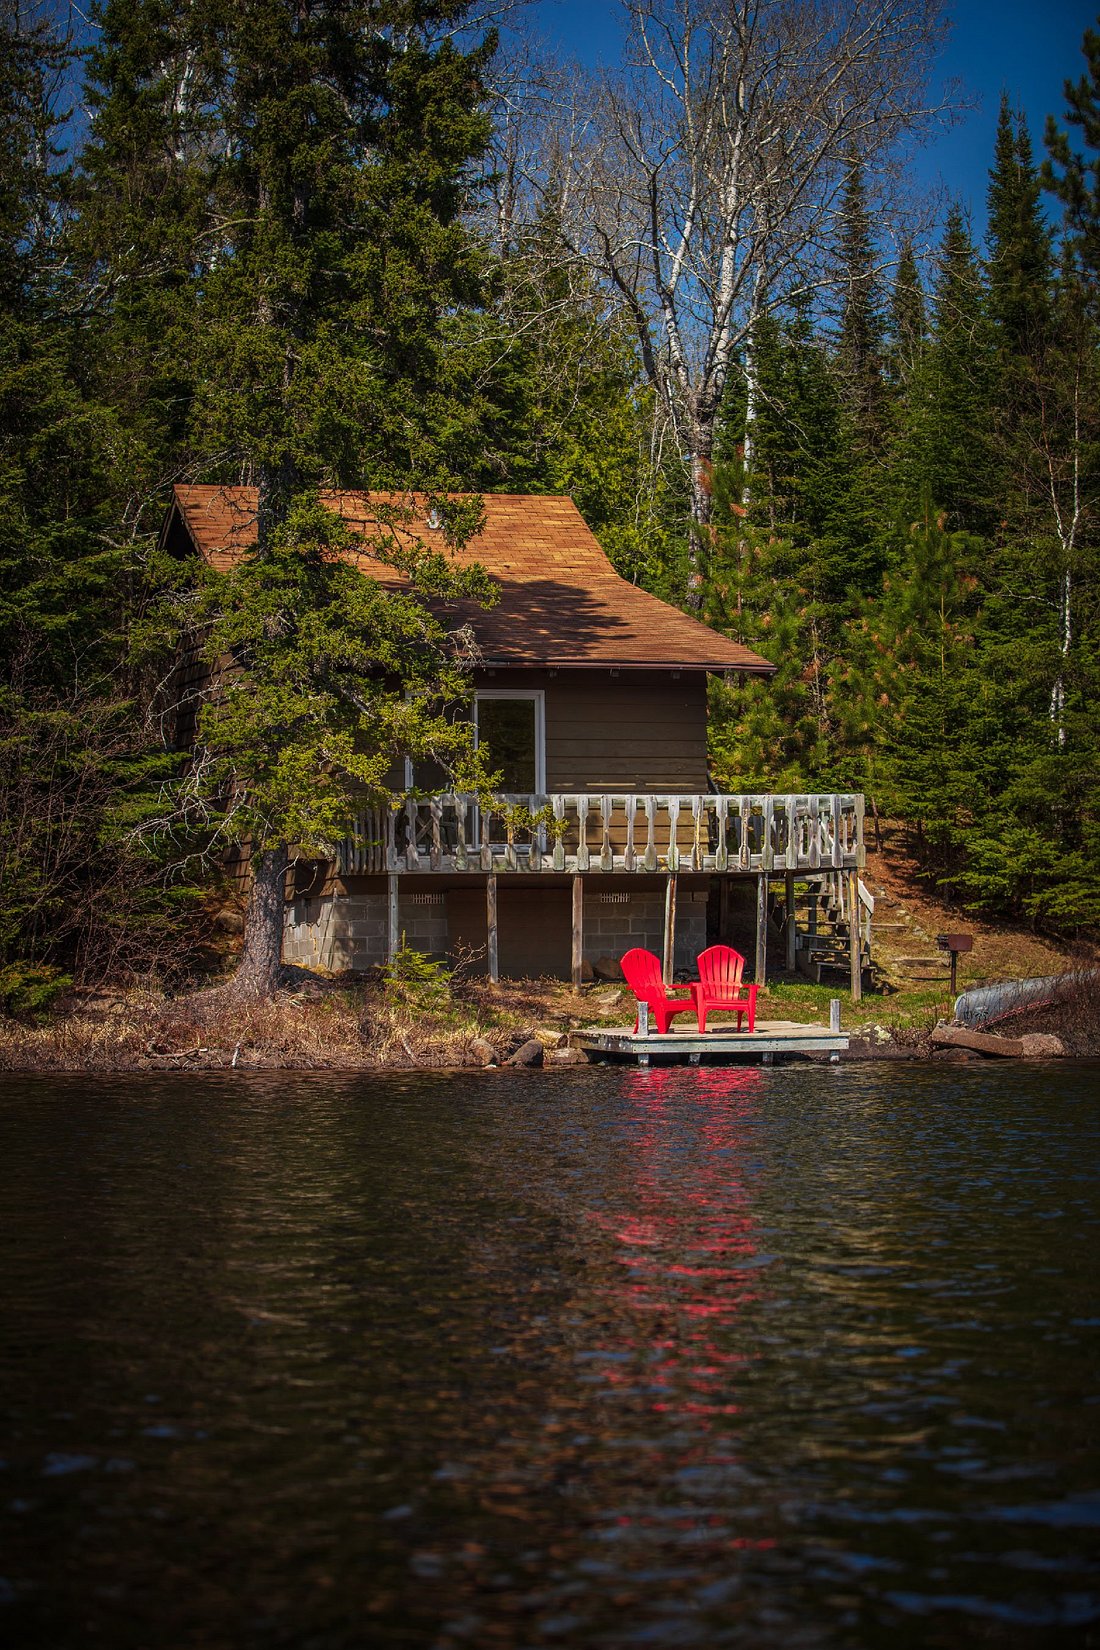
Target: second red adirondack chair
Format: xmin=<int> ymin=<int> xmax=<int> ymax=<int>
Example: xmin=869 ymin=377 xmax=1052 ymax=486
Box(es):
xmin=691 ymin=945 xmax=758 ymax=1033
xmin=620 ymin=948 xmax=696 ymax=1034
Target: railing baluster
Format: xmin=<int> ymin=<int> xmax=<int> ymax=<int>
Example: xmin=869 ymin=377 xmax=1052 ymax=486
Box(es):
xmin=529 ymin=793 xmax=542 ymax=872
xmin=454 ymin=795 xmax=468 ymax=871
xmin=791 ymin=797 xmax=801 ymax=868
xmin=715 ymin=797 xmax=728 ymax=872
xmin=691 ymin=794 xmax=703 ymax=872
xmin=831 ymin=794 xmax=843 ymax=868
xmin=480 ymin=803 xmax=492 ymax=871
xmin=643 ymin=795 xmax=658 ymax=871
xmin=667 ymin=795 xmax=680 ymax=872
xmin=762 ymin=796 xmax=775 ymax=872
xmin=576 ymin=795 xmax=590 ymax=872
xmin=552 ymin=795 xmax=566 ymax=872
xmin=739 ymin=797 xmax=751 ymax=870
xmin=624 ymin=795 xmax=636 ymax=873
xmin=600 ymin=795 xmax=613 ymax=872
xmin=429 ymin=797 xmax=443 ymax=871
xmin=401 ymin=798 xmax=416 ymax=871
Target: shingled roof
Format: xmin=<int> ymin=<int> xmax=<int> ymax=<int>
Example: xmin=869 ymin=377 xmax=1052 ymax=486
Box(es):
xmin=164 ymin=485 xmax=775 ymax=675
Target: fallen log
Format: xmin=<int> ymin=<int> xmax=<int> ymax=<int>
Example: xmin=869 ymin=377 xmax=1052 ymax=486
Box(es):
xmin=930 ymin=1025 xmax=1025 ymax=1058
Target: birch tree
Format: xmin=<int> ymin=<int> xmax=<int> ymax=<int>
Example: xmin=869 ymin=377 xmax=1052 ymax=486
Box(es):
xmin=530 ymin=0 xmax=950 ymax=594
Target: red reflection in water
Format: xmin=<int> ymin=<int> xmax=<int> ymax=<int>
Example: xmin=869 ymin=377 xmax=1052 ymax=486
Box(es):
xmin=586 ymin=1068 xmax=767 ymax=1434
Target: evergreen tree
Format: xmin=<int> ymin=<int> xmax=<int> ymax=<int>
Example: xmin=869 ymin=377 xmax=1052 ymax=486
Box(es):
xmin=82 ymin=0 xmax=501 ymax=996
xmin=832 ymin=520 xmax=986 ymax=861
xmin=835 ymin=156 xmax=887 ymax=448
xmin=1043 ymin=19 xmax=1100 ymax=288
xmin=454 ymin=214 xmax=689 ymax=596
xmin=886 ymin=240 xmax=926 ymax=391
xmin=913 ymin=208 xmax=994 ymax=534
xmin=986 ymin=94 xmax=1054 ymax=516
xmin=706 ymin=306 xmax=846 ymax=787
xmin=0 ymin=0 xmax=182 ymax=988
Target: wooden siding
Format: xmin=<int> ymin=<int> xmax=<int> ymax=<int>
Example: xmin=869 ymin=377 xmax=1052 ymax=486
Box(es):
xmin=479 ymin=670 xmax=709 ymax=793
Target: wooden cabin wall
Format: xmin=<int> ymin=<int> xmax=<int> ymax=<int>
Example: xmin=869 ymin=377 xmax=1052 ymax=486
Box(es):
xmin=475 ymin=669 xmax=709 ymax=793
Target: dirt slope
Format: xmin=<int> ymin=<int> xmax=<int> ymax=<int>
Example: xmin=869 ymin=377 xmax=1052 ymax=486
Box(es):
xmin=863 ymin=825 xmax=1096 ymax=992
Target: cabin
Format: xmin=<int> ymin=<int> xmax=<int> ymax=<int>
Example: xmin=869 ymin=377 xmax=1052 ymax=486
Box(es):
xmin=163 ymin=486 xmax=868 ymax=992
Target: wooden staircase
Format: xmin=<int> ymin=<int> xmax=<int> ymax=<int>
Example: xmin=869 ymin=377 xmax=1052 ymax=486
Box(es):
xmin=778 ymin=871 xmax=955 ymax=990
xmin=865 ymin=907 xmax=953 ymax=986
xmin=769 ymin=872 xmax=876 ymax=988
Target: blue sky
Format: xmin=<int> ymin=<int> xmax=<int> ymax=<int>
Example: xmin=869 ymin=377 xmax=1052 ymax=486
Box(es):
xmin=529 ymin=0 xmax=1097 ymax=237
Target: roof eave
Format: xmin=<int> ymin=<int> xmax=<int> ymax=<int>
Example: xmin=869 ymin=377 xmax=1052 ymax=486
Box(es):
xmin=477 ymin=658 xmax=777 ymax=674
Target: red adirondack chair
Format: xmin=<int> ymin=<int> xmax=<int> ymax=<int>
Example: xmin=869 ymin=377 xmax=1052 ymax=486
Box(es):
xmin=620 ymin=948 xmax=696 ymax=1034
xmin=691 ymin=945 xmax=758 ymax=1033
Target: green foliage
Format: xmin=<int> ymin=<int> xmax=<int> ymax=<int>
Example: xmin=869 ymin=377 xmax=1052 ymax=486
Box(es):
xmin=454 ymin=221 xmax=690 ymax=594
xmin=180 ymin=495 xmax=498 ymax=857
xmin=1 ymin=0 xmax=1098 ymax=988
xmin=704 ymin=83 xmax=1100 ymax=934
xmin=1043 ymin=20 xmax=1100 ymax=287
xmin=836 ymin=157 xmax=887 ymax=449
xmin=382 ymin=937 xmax=452 ymax=1009
xmin=0 ymin=961 xmax=72 ymax=1021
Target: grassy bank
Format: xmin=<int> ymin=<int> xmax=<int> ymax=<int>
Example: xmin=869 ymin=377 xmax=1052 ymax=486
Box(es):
xmin=0 ymin=974 xmax=603 ymax=1073
xmin=3 ymin=966 xmax=1093 ymax=1072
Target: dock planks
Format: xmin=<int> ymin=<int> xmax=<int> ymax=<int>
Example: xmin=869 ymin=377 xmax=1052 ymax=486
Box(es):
xmin=574 ymin=1018 xmax=849 ymax=1065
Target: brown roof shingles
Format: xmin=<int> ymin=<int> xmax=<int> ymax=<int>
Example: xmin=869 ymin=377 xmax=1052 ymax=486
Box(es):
xmin=167 ymin=485 xmax=775 ymax=675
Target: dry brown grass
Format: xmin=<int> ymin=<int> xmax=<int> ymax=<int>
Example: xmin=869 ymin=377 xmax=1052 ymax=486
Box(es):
xmin=0 ymin=974 xmax=616 ymax=1073
xmin=864 ymin=828 xmax=1099 ymax=991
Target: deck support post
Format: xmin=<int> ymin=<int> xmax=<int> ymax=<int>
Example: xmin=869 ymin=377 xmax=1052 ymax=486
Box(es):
xmin=662 ymin=874 xmax=678 ymax=984
xmin=486 ymin=873 xmax=499 ymax=984
xmin=571 ymin=874 xmax=584 ymax=988
xmin=847 ymin=870 xmax=862 ymax=1003
xmin=755 ymin=874 xmax=768 ymax=985
xmin=719 ymin=875 xmax=732 ymax=943
xmin=784 ymin=872 xmax=797 ymax=972
xmin=386 ymin=872 xmax=400 ymax=964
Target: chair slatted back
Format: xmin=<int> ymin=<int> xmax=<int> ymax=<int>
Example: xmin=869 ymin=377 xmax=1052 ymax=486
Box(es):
xmin=697 ymin=945 xmax=746 ymax=995
xmin=620 ymin=948 xmax=664 ymax=998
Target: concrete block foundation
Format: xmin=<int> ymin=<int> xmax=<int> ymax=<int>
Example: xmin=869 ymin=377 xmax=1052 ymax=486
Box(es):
xmin=284 ymin=878 xmax=712 ymax=978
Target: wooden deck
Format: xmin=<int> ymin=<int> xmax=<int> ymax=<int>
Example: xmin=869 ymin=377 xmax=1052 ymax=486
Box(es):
xmin=574 ymin=1018 xmax=849 ymax=1065
xmin=335 ymin=791 xmax=865 ymax=876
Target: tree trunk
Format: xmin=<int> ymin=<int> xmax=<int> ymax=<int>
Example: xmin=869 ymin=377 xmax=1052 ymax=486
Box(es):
xmin=686 ymin=423 xmax=715 ymax=607
xmin=231 ymin=843 xmax=290 ymax=999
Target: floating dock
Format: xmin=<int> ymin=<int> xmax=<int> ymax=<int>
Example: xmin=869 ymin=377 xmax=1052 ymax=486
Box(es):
xmin=574 ymin=1018 xmax=849 ymax=1065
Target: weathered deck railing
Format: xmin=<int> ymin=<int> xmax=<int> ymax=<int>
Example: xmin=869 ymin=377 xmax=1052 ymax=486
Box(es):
xmin=335 ymin=793 xmax=864 ymax=876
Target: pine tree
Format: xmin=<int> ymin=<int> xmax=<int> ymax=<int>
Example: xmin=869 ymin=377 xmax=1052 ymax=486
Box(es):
xmin=705 ymin=305 xmax=846 ymax=787
xmin=886 ymin=240 xmax=926 ymax=391
xmin=835 ymin=156 xmax=887 ymax=449
xmin=1043 ymin=20 xmax=1100 ymax=288
xmin=0 ymin=0 xmax=181 ymax=986
xmin=915 ymin=208 xmax=995 ymax=534
xmin=455 ymin=212 xmax=689 ymax=596
xmin=83 ymin=0 xmax=501 ymax=996
xmin=988 ymin=96 xmax=1053 ymax=350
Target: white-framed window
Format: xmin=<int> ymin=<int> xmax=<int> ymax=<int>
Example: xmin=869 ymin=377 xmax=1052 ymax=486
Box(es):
xmin=474 ymin=689 xmax=546 ymax=796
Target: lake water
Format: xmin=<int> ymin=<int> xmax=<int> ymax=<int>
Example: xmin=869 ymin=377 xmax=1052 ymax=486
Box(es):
xmin=1 ymin=1063 xmax=1098 ymax=1649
